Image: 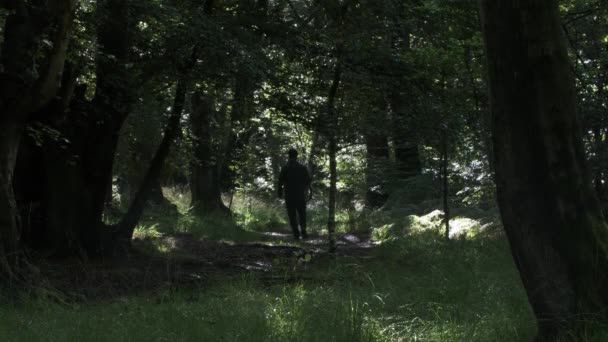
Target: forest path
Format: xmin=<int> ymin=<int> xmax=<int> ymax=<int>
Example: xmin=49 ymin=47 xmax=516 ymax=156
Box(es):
xmin=40 ymin=230 xmax=377 ymax=301
xmin=144 ymin=230 xmax=376 ymax=276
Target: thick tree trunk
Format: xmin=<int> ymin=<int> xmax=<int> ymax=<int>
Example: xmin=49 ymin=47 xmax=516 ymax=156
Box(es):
xmin=0 ymin=119 xmax=23 ymax=276
xmin=232 ymin=68 xmax=256 ymax=125
xmin=480 ymin=0 xmax=608 ymax=338
xmin=190 ymin=92 xmax=229 ymax=215
xmin=13 ymin=0 xmax=134 ymax=257
xmin=44 ymin=141 xmax=96 ymax=255
xmin=389 ymin=92 xmax=421 ymax=179
xmin=38 ymin=92 xmax=121 ymax=255
xmin=0 ymin=1 xmax=77 ymax=273
xmin=365 ymin=132 xmax=389 ymax=208
xmin=387 ymin=23 xmax=421 ymax=180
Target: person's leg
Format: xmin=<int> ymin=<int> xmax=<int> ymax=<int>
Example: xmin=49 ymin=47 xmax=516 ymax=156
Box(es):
xmin=286 ymin=202 xmax=300 ymax=239
xmin=297 ymin=199 xmax=308 ymax=239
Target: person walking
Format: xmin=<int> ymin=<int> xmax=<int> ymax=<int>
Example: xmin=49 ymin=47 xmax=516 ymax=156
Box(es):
xmin=277 ymin=148 xmax=312 ymax=240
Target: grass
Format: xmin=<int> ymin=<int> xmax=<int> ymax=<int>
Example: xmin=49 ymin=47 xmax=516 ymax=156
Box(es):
xmin=28 ymin=187 xmax=608 ymax=341
xmin=0 ymin=228 xmax=540 ymax=342
xmin=88 ymin=186 xmax=607 ymax=341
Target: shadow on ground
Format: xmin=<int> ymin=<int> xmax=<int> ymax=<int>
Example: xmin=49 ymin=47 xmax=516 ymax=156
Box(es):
xmin=37 ymin=230 xmax=376 ymax=301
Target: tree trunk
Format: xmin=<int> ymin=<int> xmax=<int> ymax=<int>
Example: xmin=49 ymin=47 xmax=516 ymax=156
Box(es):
xmin=190 ymin=91 xmax=229 ymax=215
xmin=14 ymin=0 xmax=134 ymax=257
xmin=117 ymin=79 xmax=188 ymax=242
xmin=328 ymin=135 xmax=338 ymax=254
xmin=387 ymin=23 xmax=421 ymax=180
xmin=365 ymin=131 xmax=389 ymax=208
xmin=592 ymin=127 xmax=605 ymax=199
xmin=441 ymin=128 xmax=450 ymax=240
xmin=39 ymin=91 xmax=122 ymax=256
xmin=0 ymin=1 xmax=77 ymax=274
xmin=0 ymin=119 xmax=23 ymax=277
xmin=480 ymin=0 xmax=608 ymax=338
xmin=389 ymin=91 xmax=421 ymax=179
xmin=326 ymin=61 xmax=342 ymax=254
xmin=307 ymin=129 xmax=322 ymax=177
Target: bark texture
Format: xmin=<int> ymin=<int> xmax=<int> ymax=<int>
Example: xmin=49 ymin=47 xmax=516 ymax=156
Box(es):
xmin=480 ymin=0 xmax=608 ymax=338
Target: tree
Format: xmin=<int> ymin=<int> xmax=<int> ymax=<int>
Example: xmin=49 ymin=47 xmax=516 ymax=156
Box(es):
xmin=0 ymin=0 xmax=77 ymax=277
xmin=190 ymin=90 xmax=230 ymax=215
xmin=480 ymin=0 xmax=608 ymax=338
xmin=561 ymin=1 xmax=608 ymax=204
xmin=29 ymin=0 xmax=137 ymax=256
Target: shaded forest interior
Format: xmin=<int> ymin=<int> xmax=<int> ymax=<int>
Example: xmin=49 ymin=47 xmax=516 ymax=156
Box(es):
xmin=2 ymin=0 xmax=608 ymax=341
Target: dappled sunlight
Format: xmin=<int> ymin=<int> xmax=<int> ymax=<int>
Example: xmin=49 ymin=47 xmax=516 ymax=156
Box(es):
xmin=370 ymin=205 xmax=501 ymax=243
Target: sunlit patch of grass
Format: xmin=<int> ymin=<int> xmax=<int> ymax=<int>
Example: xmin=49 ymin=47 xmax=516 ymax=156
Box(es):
xmin=231 ymin=194 xmax=287 ymax=233
xmin=175 ymin=212 xmax=258 ymax=242
xmin=369 ymin=205 xmax=504 ymax=243
xmin=162 ymin=186 xmax=192 ymax=214
xmin=133 ymin=223 xmax=163 ymax=239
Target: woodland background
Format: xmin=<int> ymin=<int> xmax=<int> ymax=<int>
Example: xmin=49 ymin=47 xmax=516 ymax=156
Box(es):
xmin=1 ymin=0 xmax=608 ymax=341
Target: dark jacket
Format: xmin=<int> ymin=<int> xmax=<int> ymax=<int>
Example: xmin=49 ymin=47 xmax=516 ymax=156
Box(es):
xmin=278 ymin=160 xmax=311 ymax=202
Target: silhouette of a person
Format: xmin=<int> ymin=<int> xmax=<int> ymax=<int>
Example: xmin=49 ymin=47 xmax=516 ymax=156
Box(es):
xmin=278 ymin=148 xmax=311 ymax=240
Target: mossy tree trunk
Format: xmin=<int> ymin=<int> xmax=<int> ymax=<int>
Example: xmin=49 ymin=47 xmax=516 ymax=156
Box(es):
xmin=480 ymin=0 xmax=608 ymax=338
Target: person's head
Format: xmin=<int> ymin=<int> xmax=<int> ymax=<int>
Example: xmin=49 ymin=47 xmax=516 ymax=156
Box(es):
xmin=288 ymin=148 xmax=298 ymax=160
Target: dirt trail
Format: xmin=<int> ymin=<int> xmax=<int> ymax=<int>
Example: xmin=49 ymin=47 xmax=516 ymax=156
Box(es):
xmin=38 ymin=231 xmax=376 ymax=300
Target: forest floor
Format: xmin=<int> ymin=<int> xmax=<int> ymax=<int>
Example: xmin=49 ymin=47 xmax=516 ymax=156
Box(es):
xmin=38 ymin=231 xmax=376 ymax=301
xmin=1 ymin=220 xmax=541 ymax=341
xmin=0 ymin=182 xmax=549 ymax=342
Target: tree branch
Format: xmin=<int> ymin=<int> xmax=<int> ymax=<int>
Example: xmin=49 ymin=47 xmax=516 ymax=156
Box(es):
xmin=29 ymin=0 xmax=78 ymax=112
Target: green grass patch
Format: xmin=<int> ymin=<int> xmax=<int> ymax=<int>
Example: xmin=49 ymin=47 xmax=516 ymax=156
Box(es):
xmin=1 ymin=233 xmax=542 ymax=341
